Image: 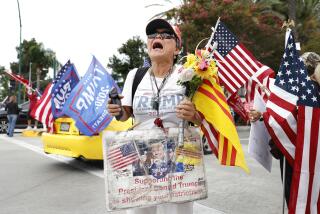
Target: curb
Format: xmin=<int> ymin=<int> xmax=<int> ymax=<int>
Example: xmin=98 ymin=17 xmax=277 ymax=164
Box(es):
xmin=236 ymin=126 xmax=250 ymax=131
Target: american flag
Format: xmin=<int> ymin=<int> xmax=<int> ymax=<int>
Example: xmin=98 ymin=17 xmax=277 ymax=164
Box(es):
xmin=3 ymin=70 xmax=30 ymax=87
xmin=263 ymin=32 xmax=300 ymax=166
xmin=29 ymin=61 xmax=72 ymax=132
xmin=287 ymin=37 xmax=320 ymax=213
xmin=209 ymin=21 xmax=274 ymax=95
xmin=51 ymin=61 xmax=79 ymax=118
xmin=30 ymin=83 xmax=54 ymax=131
xmin=245 ymin=74 xmax=274 ymax=104
xmin=108 ymin=142 xmax=139 ymax=170
xmin=53 ymin=60 xmax=71 ymax=84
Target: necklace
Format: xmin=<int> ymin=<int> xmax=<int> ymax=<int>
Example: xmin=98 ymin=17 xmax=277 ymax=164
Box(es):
xmin=149 ymin=68 xmax=172 ymax=129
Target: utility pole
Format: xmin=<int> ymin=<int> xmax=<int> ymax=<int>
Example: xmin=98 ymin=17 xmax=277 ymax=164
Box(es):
xmin=16 ymin=0 xmax=22 ymax=104
xmin=288 ymin=0 xmax=298 ymax=40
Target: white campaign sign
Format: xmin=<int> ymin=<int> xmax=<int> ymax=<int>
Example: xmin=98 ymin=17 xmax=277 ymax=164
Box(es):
xmin=248 ymin=91 xmax=273 ymax=172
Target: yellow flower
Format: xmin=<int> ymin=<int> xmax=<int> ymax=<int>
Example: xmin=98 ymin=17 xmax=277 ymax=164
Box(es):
xmin=183 ymin=54 xmax=196 ymax=69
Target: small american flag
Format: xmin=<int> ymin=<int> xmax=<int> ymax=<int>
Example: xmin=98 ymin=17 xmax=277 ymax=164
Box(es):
xmin=209 ymin=21 xmax=274 ymax=95
xmin=108 ymin=142 xmax=139 ymax=170
xmin=30 ymin=83 xmax=54 ymax=132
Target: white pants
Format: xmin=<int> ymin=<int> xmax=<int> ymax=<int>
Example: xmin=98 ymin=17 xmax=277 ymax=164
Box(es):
xmin=126 ymin=202 xmax=193 ymax=214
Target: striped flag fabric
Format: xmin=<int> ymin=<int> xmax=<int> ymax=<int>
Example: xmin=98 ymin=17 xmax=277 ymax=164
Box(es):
xmin=208 ymin=21 xmax=274 ymax=96
xmin=245 ymin=72 xmax=274 ymax=104
xmin=263 ymin=32 xmax=300 ymax=166
xmin=108 ymin=142 xmax=139 ymax=170
xmin=3 ymin=70 xmax=30 ymax=87
xmin=30 ymin=83 xmax=54 ymax=131
xmin=289 ymin=99 xmax=320 ymax=213
xmin=227 ymin=92 xmax=249 ymax=122
xmin=193 ymin=76 xmax=249 ymax=172
xmin=286 ymin=36 xmax=320 ymax=213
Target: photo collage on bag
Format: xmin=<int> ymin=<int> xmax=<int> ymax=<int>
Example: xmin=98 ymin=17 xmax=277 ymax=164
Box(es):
xmin=132 ymin=138 xmax=187 ymax=179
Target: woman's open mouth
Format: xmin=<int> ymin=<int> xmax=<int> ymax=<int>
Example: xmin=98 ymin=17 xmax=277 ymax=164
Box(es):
xmin=152 ymin=42 xmax=163 ymax=50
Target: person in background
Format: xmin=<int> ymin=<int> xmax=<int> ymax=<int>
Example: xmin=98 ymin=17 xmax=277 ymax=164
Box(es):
xmin=5 ymin=95 xmax=19 ymax=137
xmin=26 ymin=87 xmax=38 ymax=130
xmin=248 ymin=51 xmax=320 ymax=206
xmin=108 ymin=18 xmax=201 ymax=214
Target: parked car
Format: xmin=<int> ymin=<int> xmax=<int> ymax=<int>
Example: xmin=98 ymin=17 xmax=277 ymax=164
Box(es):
xmin=0 ymin=101 xmax=42 ymax=134
xmin=41 ymin=117 xmax=133 ymax=160
xmin=42 ymin=117 xmax=213 ymax=160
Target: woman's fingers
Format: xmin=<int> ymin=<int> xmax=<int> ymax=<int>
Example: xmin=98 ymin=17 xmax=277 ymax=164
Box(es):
xmin=176 ymin=99 xmax=197 ymax=120
xmin=107 ymin=94 xmax=124 ymax=116
xmin=107 ymin=103 xmax=122 ymax=116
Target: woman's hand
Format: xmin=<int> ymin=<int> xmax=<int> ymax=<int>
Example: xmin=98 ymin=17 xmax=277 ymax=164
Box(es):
xmin=107 ymin=95 xmax=124 ymax=117
xmin=249 ymin=109 xmax=262 ymax=122
xmin=176 ymin=98 xmax=201 ymax=125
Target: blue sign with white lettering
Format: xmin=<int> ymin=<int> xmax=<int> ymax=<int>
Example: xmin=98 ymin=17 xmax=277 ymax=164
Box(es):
xmin=51 ymin=61 xmax=80 ymax=118
xmin=63 ymin=56 xmax=119 ymax=136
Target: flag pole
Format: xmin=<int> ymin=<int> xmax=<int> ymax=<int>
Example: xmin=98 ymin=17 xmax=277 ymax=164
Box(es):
xmin=281 ymin=26 xmax=291 ymax=214
xmin=29 ymin=62 xmax=32 ymax=86
xmin=282 ymin=158 xmax=286 ymax=214
xmin=205 ymin=17 xmax=221 ymax=52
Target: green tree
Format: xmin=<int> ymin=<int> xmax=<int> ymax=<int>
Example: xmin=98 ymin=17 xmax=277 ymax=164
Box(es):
xmin=165 ymin=0 xmax=285 ymax=71
xmin=11 ymin=38 xmax=58 ymax=92
xmin=0 ymin=66 xmax=9 ymax=101
xmin=254 ymin=0 xmax=320 ymax=53
xmin=108 ymin=36 xmax=147 ymax=88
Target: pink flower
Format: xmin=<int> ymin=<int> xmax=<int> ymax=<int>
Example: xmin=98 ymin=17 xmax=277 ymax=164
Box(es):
xmin=198 ymin=59 xmax=208 ymax=71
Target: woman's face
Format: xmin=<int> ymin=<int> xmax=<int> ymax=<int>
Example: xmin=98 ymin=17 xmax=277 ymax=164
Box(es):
xmin=147 ymin=28 xmax=179 ymax=63
xmin=311 ymin=64 xmax=320 ymax=85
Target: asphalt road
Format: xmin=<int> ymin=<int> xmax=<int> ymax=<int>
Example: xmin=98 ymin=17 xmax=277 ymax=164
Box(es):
xmin=0 ymin=128 xmax=284 ymax=214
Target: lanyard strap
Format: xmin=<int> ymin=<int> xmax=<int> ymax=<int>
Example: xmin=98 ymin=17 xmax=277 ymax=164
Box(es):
xmin=151 ymin=70 xmax=171 ymax=97
xmin=150 ymin=68 xmax=172 ymax=114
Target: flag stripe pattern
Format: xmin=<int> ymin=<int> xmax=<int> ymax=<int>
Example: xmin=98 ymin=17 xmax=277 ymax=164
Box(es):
xmin=4 ymin=70 xmax=30 ymax=87
xmin=108 ymin=142 xmax=139 ymax=170
xmin=194 ymin=76 xmax=249 ymax=172
xmin=30 ymin=83 xmax=54 ymax=131
xmin=245 ymin=67 xmax=275 ymax=104
xmin=264 ymin=33 xmax=300 ymax=167
xmin=289 ymin=107 xmax=320 ymax=214
xmin=285 ymin=31 xmax=320 ymax=213
xmin=210 ymin=21 xmax=274 ymax=95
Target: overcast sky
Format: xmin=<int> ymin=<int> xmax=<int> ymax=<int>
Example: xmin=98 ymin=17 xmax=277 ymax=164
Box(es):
xmin=0 ymin=0 xmax=180 ymax=76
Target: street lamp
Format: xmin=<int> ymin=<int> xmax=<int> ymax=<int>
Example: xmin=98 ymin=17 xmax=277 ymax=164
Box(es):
xmin=16 ymin=0 xmax=22 ymax=104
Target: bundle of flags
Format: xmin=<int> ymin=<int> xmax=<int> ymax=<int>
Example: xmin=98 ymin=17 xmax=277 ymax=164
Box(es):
xmin=29 ymin=56 xmax=118 ymax=135
xmin=62 ymin=56 xmax=119 ymax=136
xmin=192 ymin=19 xmax=276 ymax=173
xmin=30 ymin=61 xmax=79 ymax=132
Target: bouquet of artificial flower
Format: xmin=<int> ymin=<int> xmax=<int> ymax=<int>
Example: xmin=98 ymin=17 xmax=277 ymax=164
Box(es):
xmin=178 ymin=49 xmax=218 ymax=99
xmin=176 ymin=49 xmax=218 ymax=147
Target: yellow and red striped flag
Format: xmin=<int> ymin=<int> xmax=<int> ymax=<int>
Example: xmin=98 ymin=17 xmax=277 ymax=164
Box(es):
xmin=193 ymin=76 xmax=249 ymax=173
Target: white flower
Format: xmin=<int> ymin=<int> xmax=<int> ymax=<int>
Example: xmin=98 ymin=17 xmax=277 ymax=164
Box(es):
xmin=178 ymin=68 xmax=195 ymax=83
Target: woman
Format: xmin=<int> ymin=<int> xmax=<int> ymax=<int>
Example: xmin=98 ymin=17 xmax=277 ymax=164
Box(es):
xmin=107 ymin=18 xmax=201 ymax=214
xmin=5 ymin=95 xmax=19 ymax=137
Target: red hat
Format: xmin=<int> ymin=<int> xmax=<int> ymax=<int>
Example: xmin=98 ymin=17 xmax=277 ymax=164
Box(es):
xmin=146 ymin=18 xmax=182 ymax=49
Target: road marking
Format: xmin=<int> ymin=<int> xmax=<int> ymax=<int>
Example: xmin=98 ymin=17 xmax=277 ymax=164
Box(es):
xmin=0 ymin=135 xmax=104 ymax=178
xmin=0 ymin=135 xmax=224 ymax=214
